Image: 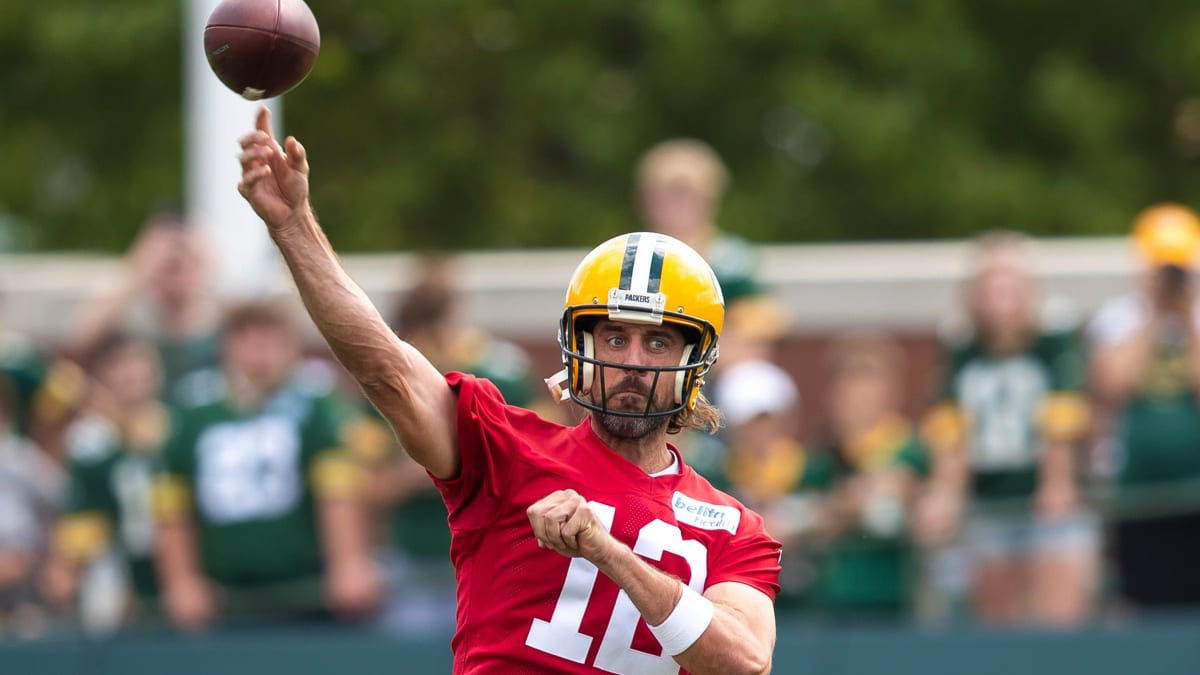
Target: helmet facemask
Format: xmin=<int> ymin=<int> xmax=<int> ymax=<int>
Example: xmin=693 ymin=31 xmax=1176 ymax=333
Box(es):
xmin=546 ymin=232 xmax=726 ymax=423
xmin=558 ymin=308 xmax=719 ymax=419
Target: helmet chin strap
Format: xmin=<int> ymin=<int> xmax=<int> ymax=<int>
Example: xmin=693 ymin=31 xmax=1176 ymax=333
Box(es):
xmin=543 ymin=368 xmax=570 ymax=402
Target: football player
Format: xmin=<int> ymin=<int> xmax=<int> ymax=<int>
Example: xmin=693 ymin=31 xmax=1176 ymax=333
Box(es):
xmin=238 ymin=107 xmax=780 ymax=675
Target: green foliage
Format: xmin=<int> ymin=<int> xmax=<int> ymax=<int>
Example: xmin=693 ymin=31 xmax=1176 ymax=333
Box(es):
xmin=4 ymin=0 xmax=1200 ymax=251
xmin=0 ymin=2 xmax=183 ymax=250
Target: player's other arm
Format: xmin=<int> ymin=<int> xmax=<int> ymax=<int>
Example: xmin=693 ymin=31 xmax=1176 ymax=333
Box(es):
xmin=236 ymin=107 xmax=459 ymax=479
xmin=597 ymin=553 xmax=773 ymax=675
xmin=529 ymin=490 xmax=775 ymax=675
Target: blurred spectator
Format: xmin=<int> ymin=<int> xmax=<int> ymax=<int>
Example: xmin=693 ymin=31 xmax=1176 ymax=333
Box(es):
xmin=709 ymin=358 xmax=807 ymax=610
xmin=390 ymin=255 xmax=534 ymax=407
xmin=0 ymin=373 xmax=63 ymax=640
xmin=364 ymin=440 xmax=457 ymax=637
xmin=0 ymin=293 xmax=88 ymax=459
xmin=1088 ymin=203 xmax=1200 ymax=611
xmin=363 ymin=255 xmax=540 ymax=636
xmin=635 ymin=139 xmax=787 ymax=367
xmin=68 ymin=212 xmax=222 ymax=401
xmin=152 ymin=301 xmax=378 ymax=632
xmin=712 ymin=358 xmax=803 ymax=510
xmin=918 ymin=231 xmax=1095 ymax=627
xmin=0 ymin=309 xmax=51 ymax=438
xmin=770 ymin=333 xmax=927 ymax=618
xmin=42 ymin=332 xmax=167 ymax=632
xmin=634 ymin=140 xmax=791 ymax=479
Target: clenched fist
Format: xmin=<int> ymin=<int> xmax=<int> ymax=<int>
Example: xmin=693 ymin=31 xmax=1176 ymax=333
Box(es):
xmin=527 ymin=489 xmax=614 ymax=563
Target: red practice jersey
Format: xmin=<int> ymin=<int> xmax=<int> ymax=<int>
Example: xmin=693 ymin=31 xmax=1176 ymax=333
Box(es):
xmin=433 ymin=373 xmax=782 ymax=675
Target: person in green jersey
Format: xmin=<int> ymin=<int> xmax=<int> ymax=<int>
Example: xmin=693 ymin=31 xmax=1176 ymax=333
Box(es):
xmin=708 ymin=357 xmax=806 ymax=610
xmin=44 ymin=332 xmax=168 ymax=630
xmin=388 ymin=255 xmax=535 ymax=409
xmin=0 ymin=329 xmax=51 ymax=439
xmin=1089 ymin=203 xmax=1200 ymax=610
xmin=0 ymin=372 xmax=63 ymax=640
xmin=635 ymin=139 xmax=788 ymax=367
xmin=354 ymin=410 xmax=458 ymax=637
xmin=0 ymin=294 xmax=90 ymax=458
xmin=152 ymin=301 xmax=379 ymax=632
xmin=634 ymin=140 xmax=789 ymax=484
xmin=67 ymin=212 xmax=222 ymax=401
xmin=802 ymin=333 xmax=929 ymax=618
xmin=919 ymin=231 xmax=1095 ymax=627
xmin=364 ymin=259 xmax=539 ymax=635
xmin=730 ymin=333 xmax=927 ymax=618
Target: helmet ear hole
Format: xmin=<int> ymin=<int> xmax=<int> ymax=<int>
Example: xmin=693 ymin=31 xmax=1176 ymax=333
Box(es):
xmin=674 ymin=343 xmax=694 ymax=405
xmin=580 ymin=331 xmax=595 ymax=394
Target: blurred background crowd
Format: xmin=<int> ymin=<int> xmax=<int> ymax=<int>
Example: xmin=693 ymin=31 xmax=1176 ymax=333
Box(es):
xmin=8 ymin=3 xmax=1200 ymax=671
xmin=3 ymin=136 xmax=1200 ymax=645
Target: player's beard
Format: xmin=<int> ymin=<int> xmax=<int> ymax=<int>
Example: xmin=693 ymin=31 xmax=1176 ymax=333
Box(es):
xmin=594 ymin=410 xmax=669 ymax=439
xmin=591 ymin=374 xmax=671 ymax=440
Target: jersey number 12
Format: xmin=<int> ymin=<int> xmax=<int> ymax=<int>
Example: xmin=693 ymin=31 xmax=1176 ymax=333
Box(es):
xmin=525 ymin=501 xmax=708 ymax=675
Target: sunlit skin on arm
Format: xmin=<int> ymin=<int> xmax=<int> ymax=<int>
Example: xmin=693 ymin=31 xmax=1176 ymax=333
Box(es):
xmin=236 ymin=107 xmax=460 ymax=480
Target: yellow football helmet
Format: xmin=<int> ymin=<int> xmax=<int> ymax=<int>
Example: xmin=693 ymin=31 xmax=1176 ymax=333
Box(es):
xmin=553 ymin=232 xmax=724 ymax=418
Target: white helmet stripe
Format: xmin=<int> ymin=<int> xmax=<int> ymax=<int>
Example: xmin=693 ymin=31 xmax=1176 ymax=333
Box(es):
xmin=628 ymin=232 xmax=662 ymax=293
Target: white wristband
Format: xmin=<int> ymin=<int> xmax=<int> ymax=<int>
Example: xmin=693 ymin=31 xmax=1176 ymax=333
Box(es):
xmin=648 ymin=583 xmax=714 ymax=656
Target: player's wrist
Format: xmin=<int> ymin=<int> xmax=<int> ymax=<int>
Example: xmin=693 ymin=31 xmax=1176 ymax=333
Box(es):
xmin=270 ymin=203 xmax=317 ymax=241
xmin=649 ymin=582 xmax=714 ymax=656
xmin=585 ymin=532 xmax=625 ymax=571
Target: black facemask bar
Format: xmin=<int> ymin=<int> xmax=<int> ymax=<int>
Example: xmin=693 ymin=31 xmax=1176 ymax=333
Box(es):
xmin=558 ymin=307 xmax=719 ymax=419
xmin=565 ymin=350 xmax=691 ymax=418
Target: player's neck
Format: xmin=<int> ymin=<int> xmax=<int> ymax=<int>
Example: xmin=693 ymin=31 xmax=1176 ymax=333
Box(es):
xmin=590 ymin=422 xmax=674 ymax=474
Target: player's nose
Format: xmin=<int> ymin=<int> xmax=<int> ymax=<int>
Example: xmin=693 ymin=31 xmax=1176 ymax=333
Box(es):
xmin=619 ymin=340 xmax=656 ymax=372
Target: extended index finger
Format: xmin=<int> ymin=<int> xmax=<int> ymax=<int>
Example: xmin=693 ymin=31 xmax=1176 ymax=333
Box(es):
xmin=256 ymin=106 xmax=272 ymax=137
xmin=253 ymin=106 xmax=286 ymax=155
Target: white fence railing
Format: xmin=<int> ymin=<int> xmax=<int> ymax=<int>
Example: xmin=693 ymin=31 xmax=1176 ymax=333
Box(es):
xmin=0 ymin=236 xmax=1142 ymax=344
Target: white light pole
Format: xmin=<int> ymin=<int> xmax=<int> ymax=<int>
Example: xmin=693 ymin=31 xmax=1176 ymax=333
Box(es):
xmin=184 ymin=0 xmax=281 ymax=300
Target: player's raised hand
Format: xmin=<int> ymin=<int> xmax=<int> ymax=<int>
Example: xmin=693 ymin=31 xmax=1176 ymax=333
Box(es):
xmin=237 ymin=106 xmax=310 ymax=231
xmin=527 ymin=489 xmax=614 ymax=562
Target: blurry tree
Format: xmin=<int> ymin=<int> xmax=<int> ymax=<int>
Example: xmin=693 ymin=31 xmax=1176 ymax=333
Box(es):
xmin=0 ymin=2 xmax=183 ymax=251
xmin=3 ymin=0 xmax=1200 ymax=251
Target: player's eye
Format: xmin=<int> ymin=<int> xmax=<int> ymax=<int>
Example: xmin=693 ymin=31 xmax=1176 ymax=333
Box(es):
xmin=648 ymin=337 xmax=668 ymax=351
xmin=605 ymin=335 xmax=628 ymax=348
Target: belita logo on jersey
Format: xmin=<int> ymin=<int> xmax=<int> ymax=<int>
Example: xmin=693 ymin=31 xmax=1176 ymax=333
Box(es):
xmin=671 ymin=492 xmax=740 ymax=534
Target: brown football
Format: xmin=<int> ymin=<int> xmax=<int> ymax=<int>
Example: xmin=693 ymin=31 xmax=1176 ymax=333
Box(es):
xmin=204 ymin=0 xmax=320 ymax=100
